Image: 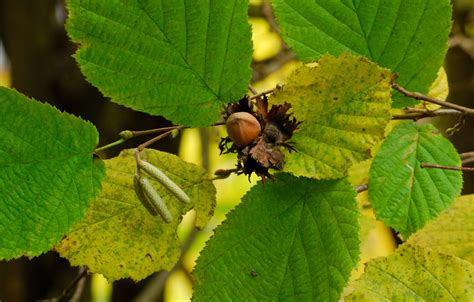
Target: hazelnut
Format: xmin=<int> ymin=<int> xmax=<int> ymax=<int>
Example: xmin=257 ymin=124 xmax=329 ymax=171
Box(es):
xmin=225 ymin=112 xmax=261 ymax=147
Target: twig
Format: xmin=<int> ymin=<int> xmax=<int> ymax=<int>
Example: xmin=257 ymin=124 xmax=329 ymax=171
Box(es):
xmin=460 ymin=152 xmax=474 ymax=165
xmin=355 ymin=184 xmax=368 ymax=193
xmin=133 ymin=270 xmax=169 ymax=302
xmin=420 ymin=163 xmax=474 ymax=172
xmin=137 ymin=127 xmax=184 ymax=152
xmin=262 ymin=0 xmax=280 ymax=35
xmin=134 ymin=227 xmax=199 ymax=302
xmin=252 ymin=50 xmax=295 ymax=82
xmin=68 ymin=271 xmax=87 ymax=302
xmin=41 ymin=267 xmax=87 ymax=302
xmin=248 ymin=85 xmax=258 ymax=95
xmin=249 ymin=87 xmax=280 ymax=100
xmin=462 ymin=158 xmax=474 ymax=165
xmin=248 ymin=3 xmax=264 ymax=17
xmin=94 ymin=138 xmax=127 ymax=152
xmin=120 ymin=126 xmax=182 ymax=138
xmin=460 ymin=152 xmax=474 ymax=160
xmin=392 ymin=109 xmax=463 ymax=120
xmin=94 ymin=125 xmax=182 ymax=153
xmin=392 ymin=83 xmax=474 ymax=116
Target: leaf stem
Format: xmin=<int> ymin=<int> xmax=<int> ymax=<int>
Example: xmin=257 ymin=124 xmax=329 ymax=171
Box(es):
xmin=94 ymin=138 xmax=127 ymax=153
xmin=420 ymin=163 xmax=474 ymax=172
xmin=392 ymin=83 xmax=474 ymax=116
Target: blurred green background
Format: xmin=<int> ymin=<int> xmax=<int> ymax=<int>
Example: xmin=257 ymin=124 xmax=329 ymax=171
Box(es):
xmin=0 ymin=0 xmax=472 ymax=301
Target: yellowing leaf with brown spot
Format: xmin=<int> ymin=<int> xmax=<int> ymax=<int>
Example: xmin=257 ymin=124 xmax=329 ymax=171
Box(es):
xmin=57 ymin=149 xmax=216 ymax=281
xmin=271 ymin=53 xmax=393 ymax=179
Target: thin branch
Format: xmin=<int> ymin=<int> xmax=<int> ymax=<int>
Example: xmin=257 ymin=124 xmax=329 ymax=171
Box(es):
xmin=94 ymin=125 xmax=182 ymax=153
xmin=460 ymin=152 xmax=474 ymax=160
xmin=462 ymin=158 xmax=474 ymax=165
xmin=121 ymin=126 xmax=182 ymax=138
xmin=420 ymin=163 xmax=474 ymax=172
xmin=248 ymin=85 xmax=258 ymax=95
xmin=252 ymin=49 xmax=295 ymax=82
xmin=248 ymin=3 xmax=264 ymax=17
xmin=392 ymin=83 xmax=474 ymax=116
xmin=136 ymin=126 xmax=184 ymax=151
xmin=262 ymin=0 xmax=280 ymax=35
xmin=94 ymin=138 xmax=127 ymax=153
xmin=134 ymin=227 xmax=199 ymax=302
xmin=392 ymin=109 xmax=463 ymax=120
xmin=460 ymin=152 xmax=474 ymax=165
xmin=249 ymin=86 xmax=280 ymax=100
xmin=42 ymin=267 xmax=87 ymax=302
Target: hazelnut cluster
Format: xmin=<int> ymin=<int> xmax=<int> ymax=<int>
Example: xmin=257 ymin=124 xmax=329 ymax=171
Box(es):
xmin=218 ymin=95 xmax=301 ymax=183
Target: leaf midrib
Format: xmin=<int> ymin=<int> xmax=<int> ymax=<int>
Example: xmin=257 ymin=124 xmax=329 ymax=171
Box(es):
xmin=136 ymin=1 xmax=220 ymax=100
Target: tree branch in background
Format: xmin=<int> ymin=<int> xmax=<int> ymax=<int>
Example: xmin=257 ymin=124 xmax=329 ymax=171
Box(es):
xmin=134 ymin=227 xmax=199 ymax=302
xmin=461 ymin=152 xmax=474 ymax=165
xmin=262 ymin=0 xmax=280 ymax=35
xmin=42 ymin=267 xmax=87 ymax=302
xmin=252 ymin=49 xmax=296 ymax=82
xmin=449 ymin=34 xmax=474 ymax=58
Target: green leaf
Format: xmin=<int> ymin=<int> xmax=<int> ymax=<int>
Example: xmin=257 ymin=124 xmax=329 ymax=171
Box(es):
xmin=56 ymin=149 xmax=216 ymax=282
xmin=193 ymin=173 xmax=359 ymax=301
xmin=0 ymin=87 xmax=104 ymax=259
xmin=66 ymin=0 xmax=253 ymax=127
xmin=368 ymin=121 xmax=462 ymax=238
xmin=271 ymin=0 xmax=452 ymax=107
xmin=271 ymin=53 xmax=392 ymax=179
xmin=346 ymin=244 xmax=474 ymax=301
xmin=408 ymin=195 xmax=474 ymax=264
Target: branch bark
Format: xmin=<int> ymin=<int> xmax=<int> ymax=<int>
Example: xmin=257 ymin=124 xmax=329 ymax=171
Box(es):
xmin=393 ymin=83 xmax=474 ymax=116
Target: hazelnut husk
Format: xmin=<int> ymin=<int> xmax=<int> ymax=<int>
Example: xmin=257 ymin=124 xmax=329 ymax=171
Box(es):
xmin=219 ymin=95 xmax=301 ymax=183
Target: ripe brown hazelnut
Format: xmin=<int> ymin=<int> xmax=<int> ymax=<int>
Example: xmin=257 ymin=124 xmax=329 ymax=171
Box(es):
xmin=225 ymin=112 xmax=261 ymax=147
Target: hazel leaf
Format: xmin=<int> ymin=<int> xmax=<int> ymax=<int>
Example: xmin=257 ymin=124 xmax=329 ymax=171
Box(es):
xmin=56 ymin=149 xmax=216 ymax=282
xmin=0 ymin=87 xmax=105 ymax=259
xmin=346 ymin=244 xmax=474 ymax=301
xmin=271 ymin=0 xmax=452 ymax=108
xmin=193 ymin=173 xmax=360 ymax=301
xmin=408 ymin=195 xmax=474 ymax=264
xmin=368 ymin=121 xmax=463 ymax=238
xmin=66 ymin=0 xmax=253 ymax=127
xmin=271 ymin=53 xmax=393 ymax=179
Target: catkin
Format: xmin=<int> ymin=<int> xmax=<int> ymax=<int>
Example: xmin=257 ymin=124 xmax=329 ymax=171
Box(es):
xmin=133 ymin=174 xmax=158 ymax=217
xmin=138 ymin=160 xmax=191 ymax=204
xmin=138 ymin=176 xmax=173 ymax=223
